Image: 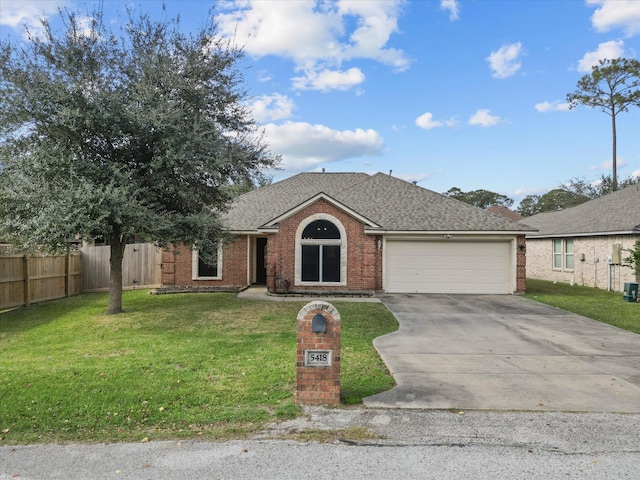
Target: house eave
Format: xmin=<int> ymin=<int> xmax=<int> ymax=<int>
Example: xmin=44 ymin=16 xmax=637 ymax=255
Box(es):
xmin=256 ymin=227 xmax=278 ymax=234
xmin=226 ymin=229 xmax=254 ymax=234
xmin=366 ymin=229 xmax=534 ymax=236
xmin=526 ymin=229 xmax=639 ymax=239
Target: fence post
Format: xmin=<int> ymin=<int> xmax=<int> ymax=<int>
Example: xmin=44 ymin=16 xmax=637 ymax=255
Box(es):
xmin=23 ymin=254 xmax=30 ymax=307
xmin=65 ymin=253 xmax=71 ymax=298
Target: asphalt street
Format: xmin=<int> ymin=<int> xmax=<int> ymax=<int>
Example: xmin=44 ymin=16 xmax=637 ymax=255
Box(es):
xmin=2 ymin=408 xmax=639 ymax=479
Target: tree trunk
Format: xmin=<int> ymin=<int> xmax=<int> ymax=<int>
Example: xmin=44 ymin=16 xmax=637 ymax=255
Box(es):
xmin=107 ymin=233 xmax=126 ymax=314
xmin=611 ymin=108 xmax=618 ymax=191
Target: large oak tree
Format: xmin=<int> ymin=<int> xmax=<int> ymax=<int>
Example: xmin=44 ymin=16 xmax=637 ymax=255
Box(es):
xmin=0 ymin=6 xmax=278 ymax=313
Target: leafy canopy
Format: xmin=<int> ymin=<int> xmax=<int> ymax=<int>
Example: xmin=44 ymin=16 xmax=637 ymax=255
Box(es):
xmin=567 ymin=58 xmax=640 ymax=115
xmin=566 ymin=58 xmax=640 ymax=190
xmin=516 ymin=174 xmax=639 ymax=217
xmin=443 ymin=187 xmax=514 ymax=209
xmin=0 ymin=5 xmax=278 ymax=255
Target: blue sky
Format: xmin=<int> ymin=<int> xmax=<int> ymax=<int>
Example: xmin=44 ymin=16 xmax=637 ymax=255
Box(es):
xmin=1 ymin=0 xmax=639 ymax=205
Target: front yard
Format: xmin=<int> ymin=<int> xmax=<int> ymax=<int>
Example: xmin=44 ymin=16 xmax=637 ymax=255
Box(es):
xmin=0 ymin=291 xmax=397 ymax=444
xmin=2 ymin=280 xmax=636 ymax=445
xmin=524 ymin=279 xmax=639 ymax=334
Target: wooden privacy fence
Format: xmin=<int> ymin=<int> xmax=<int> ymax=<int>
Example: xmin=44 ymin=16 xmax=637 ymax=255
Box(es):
xmin=0 ymin=253 xmax=82 ymax=310
xmin=81 ymin=243 xmax=162 ymax=292
xmin=0 ymin=243 xmax=162 ymax=310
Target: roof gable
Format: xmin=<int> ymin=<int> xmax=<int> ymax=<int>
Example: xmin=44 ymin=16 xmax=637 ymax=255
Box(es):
xmin=522 ymin=184 xmax=640 ymax=237
xmin=261 ymin=192 xmax=381 ymax=229
xmin=222 ymin=172 xmax=370 ymax=231
xmin=224 ymin=172 xmax=533 ymax=233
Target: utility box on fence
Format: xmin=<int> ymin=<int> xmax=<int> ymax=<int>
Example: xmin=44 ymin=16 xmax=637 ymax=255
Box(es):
xmin=296 ymin=301 xmax=341 ymax=405
xmin=623 ymin=282 xmax=638 ymax=303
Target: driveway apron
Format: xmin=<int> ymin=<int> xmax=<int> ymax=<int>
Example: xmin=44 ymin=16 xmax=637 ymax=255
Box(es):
xmin=364 ymin=294 xmax=640 ymax=412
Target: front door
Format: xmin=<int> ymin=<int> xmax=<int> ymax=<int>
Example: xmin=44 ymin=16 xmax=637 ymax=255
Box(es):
xmin=256 ymin=237 xmax=267 ymax=284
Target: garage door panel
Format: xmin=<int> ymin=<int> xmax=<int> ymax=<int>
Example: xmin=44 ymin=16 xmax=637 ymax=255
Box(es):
xmin=385 ymin=240 xmax=512 ymax=294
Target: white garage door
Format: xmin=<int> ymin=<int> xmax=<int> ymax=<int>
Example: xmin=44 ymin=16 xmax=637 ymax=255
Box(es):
xmin=385 ymin=240 xmax=512 ymax=294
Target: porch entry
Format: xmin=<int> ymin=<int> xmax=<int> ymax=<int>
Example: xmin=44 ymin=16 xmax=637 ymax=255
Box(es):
xmin=255 ymin=237 xmax=267 ymax=284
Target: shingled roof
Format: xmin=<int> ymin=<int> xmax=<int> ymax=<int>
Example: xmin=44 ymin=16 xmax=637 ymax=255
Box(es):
xmin=522 ymin=183 xmax=640 ymax=237
xmin=223 ymin=172 xmax=533 ymax=233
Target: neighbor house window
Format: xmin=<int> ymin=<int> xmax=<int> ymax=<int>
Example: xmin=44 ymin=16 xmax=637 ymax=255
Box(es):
xmin=192 ymin=245 xmax=222 ymax=280
xmin=301 ymin=220 xmax=341 ymax=282
xmin=552 ymin=239 xmax=574 ymax=271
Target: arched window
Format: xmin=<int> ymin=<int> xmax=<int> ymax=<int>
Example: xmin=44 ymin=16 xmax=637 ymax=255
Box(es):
xmin=300 ymin=219 xmax=341 ymax=283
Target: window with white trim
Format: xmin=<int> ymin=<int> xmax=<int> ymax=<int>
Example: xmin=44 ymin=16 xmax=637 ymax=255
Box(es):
xmin=192 ymin=245 xmax=222 ymax=280
xmin=552 ymin=239 xmax=574 ymax=271
xmin=300 ymin=219 xmax=341 ymax=283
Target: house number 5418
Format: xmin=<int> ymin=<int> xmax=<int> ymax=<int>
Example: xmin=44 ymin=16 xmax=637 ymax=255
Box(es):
xmin=304 ymin=349 xmax=332 ymax=367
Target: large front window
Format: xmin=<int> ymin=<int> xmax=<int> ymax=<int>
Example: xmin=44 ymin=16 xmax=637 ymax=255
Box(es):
xmin=300 ymin=220 xmax=341 ymax=283
xmin=192 ymin=244 xmax=222 ymax=280
xmin=552 ymin=239 xmax=574 ymax=271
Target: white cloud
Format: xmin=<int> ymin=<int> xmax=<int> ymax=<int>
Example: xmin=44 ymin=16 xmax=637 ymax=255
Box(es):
xmin=292 ymin=67 xmax=365 ymax=92
xmin=217 ymin=0 xmax=410 ymax=92
xmin=217 ymin=1 xmax=341 ymax=61
xmin=468 ymin=109 xmax=500 ymax=127
xmin=587 ymin=0 xmax=640 ymax=37
xmin=514 ymin=187 xmax=546 ymax=197
xmin=577 ymin=40 xmax=626 ymax=72
xmin=257 ymin=70 xmax=272 ymax=83
xmin=337 ymin=0 xmax=410 ymax=71
xmin=395 ymin=172 xmax=431 ymax=184
xmin=415 ymin=112 xmax=442 ymax=130
xmin=249 ymin=94 xmax=296 ymax=123
xmin=263 ymin=121 xmax=384 ymax=171
xmin=486 ymin=42 xmax=523 ymax=79
xmin=415 ymin=112 xmax=458 ymax=130
xmin=588 ymin=158 xmax=628 ymax=170
xmin=534 ymin=100 xmax=571 ymax=112
xmin=440 ymin=0 xmax=460 ymax=21
xmin=0 ymin=0 xmax=71 ymax=38
xmin=630 ymin=169 xmax=640 ymax=179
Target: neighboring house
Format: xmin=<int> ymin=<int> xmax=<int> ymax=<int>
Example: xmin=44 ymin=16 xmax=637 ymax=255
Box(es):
xmin=486 ymin=205 xmax=524 ymax=222
xmin=522 ymin=184 xmax=640 ymax=292
xmin=161 ymin=172 xmax=534 ymax=295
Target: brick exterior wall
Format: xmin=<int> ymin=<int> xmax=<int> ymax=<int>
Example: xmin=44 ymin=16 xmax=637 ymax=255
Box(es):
xmin=161 ymin=238 xmax=248 ymax=287
xmin=267 ymin=199 xmax=381 ymax=293
xmin=526 ymin=235 xmax=638 ymax=292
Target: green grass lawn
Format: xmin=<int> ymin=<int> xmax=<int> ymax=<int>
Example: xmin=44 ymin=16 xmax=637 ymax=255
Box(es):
xmin=0 ymin=291 xmax=397 ymax=444
xmin=525 ymin=278 xmax=640 ymax=334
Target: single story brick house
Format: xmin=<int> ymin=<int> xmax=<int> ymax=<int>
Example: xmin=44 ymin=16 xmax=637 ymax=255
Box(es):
xmin=521 ymin=183 xmax=640 ymax=292
xmin=161 ymin=172 xmax=534 ymax=295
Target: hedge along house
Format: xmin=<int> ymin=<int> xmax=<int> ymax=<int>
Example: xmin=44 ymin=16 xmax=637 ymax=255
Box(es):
xmin=522 ymin=183 xmax=640 ymax=293
xmin=161 ymin=172 xmax=535 ymax=295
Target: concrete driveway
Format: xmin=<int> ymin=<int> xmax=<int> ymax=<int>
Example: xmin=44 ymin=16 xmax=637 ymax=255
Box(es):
xmin=364 ymin=294 xmax=640 ymax=412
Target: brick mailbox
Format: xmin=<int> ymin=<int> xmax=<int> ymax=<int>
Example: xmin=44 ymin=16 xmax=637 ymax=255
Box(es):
xmin=296 ymin=301 xmax=341 ymax=405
